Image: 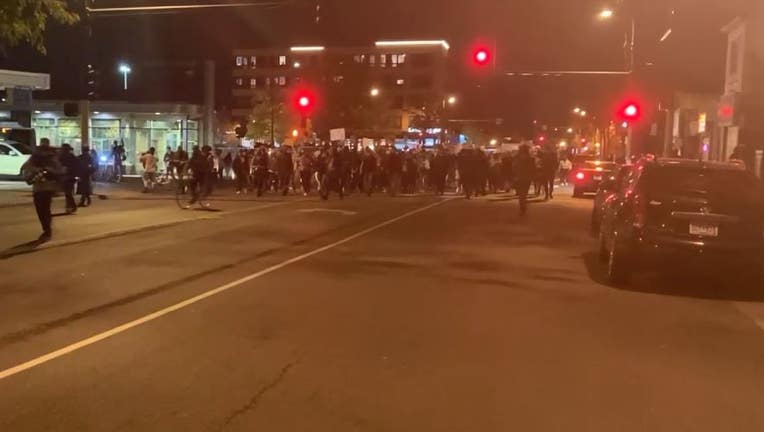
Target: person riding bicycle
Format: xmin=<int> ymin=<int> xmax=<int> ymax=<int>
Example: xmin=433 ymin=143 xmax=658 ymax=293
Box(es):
xmin=187 ymin=145 xmax=215 ymax=205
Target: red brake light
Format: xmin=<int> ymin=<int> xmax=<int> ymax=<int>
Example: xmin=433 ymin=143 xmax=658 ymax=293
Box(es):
xmin=575 ymin=172 xmax=585 ymax=181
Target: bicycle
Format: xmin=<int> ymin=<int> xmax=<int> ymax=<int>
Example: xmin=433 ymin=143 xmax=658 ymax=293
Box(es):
xmin=175 ymin=170 xmax=212 ymax=210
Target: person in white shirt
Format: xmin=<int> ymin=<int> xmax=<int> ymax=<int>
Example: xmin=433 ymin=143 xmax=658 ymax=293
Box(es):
xmin=140 ymin=147 xmax=158 ymax=192
xmin=559 ymin=157 xmax=573 ymax=186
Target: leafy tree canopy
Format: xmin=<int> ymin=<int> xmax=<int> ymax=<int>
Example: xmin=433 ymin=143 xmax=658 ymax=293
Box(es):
xmin=0 ymin=0 xmax=79 ymax=54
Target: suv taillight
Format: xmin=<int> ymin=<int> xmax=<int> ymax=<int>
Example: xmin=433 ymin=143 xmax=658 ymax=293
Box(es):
xmin=575 ymin=172 xmax=585 ymax=181
xmin=633 ymin=193 xmax=647 ymax=229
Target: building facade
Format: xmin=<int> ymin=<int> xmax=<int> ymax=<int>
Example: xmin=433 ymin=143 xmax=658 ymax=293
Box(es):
xmin=1 ymin=100 xmax=203 ymax=174
xmin=230 ymin=40 xmax=449 ymax=139
xmin=719 ymin=6 xmax=764 ymax=170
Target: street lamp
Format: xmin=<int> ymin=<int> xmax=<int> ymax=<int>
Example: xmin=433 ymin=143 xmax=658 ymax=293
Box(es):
xmin=370 ymin=87 xmax=380 ymax=97
xmin=293 ymin=61 xmax=301 ymax=69
xmin=580 ymin=110 xmax=587 ymax=117
xmin=573 ymin=107 xmax=581 ymax=114
xmin=447 ymin=96 xmax=457 ymax=105
xmin=118 ymin=64 xmax=131 ymax=90
xmin=597 ymin=7 xmax=636 ymax=71
xmin=598 ymin=8 xmax=614 ymax=20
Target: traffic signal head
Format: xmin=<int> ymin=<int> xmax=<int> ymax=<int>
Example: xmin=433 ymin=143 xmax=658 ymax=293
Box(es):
xmin=293 ymin=89 xmax=316 ymax=114
xmin=473 ymin=47 xmax=491 ymax=66
xmin=619 ymin=102 xmax=641 ymax=121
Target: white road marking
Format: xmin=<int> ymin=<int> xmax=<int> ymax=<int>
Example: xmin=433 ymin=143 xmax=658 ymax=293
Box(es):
xmin=298 ymin=208 xmax=358 ymax=216
xmin=0 ymin=199 xmax=452 ymax=381
xmin=735 ymin=302 xmax=764 ymax=332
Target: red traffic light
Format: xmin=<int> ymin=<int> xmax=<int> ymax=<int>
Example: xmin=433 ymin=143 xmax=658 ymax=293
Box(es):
xmin=293 ymin=89 xmax=316 ymax=113
xmin=472 ymin=47 xmax=491 ymax=66
xmin=619 ymin=102 xmax=641 ymax=121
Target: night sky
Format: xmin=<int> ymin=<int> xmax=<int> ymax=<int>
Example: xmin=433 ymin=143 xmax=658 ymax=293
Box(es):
xmin=0 ymin=0 xmax=752 ymax=136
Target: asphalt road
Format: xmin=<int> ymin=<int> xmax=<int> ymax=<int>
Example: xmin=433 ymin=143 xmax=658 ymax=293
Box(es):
xmin=2 ymin=190 xmax=764 ymax=431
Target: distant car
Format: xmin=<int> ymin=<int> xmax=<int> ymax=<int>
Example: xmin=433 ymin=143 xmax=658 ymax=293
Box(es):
xmin=590 ymin=164 xmax=633 ymax=235
xmin=572 ymin=160 xmax=618 ymax=197
xmin=0 ymin=140 xmax=34 ymax=178
xmin=598 ymin=158 xmax=764 ymax=285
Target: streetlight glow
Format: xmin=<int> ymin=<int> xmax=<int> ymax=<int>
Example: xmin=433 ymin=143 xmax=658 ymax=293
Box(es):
xmin=599 ymin=8 xmax=614 ymax=19
xmin=573 ymin=107 xmax=581 ymax=113
xmin=370 ymin=88 xmax=380 ymax=97
xmin=118 ymin=63 xmax=131 ymax=90
xmin=447 ymin=96 xmax=457 ymax=105
xmin=580 ymin=110 xmax=587 ymax=117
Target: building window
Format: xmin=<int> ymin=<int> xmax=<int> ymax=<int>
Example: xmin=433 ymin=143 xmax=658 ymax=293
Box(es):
xmin=250 ymin=78 xmax=257 ymax=88
xmin=235 ymin=78 xmax=244 ymax=87
xmin=250 ymin=56 xmax=257 ymax=68
xmin=333 ymin=75 xmax=344 ymax=84
xmin=380 ymin=54 xmax=387 ymax=68
xmin=391 ymin=54 xmax=406 ymax=67
xmin=396 ymin=79 xmax=405 ymax=86
xmin=354 ymin=54 xmax=366 ymax=64
xmin=235 ymin=56 xmax=243 ymax=66
xmin=279 ymin=55 xmax=287 ymax=66
xmin=369 ymin=55 xmax=376 ymax=66
xmin=277 ymin=76 xmax=287 ymax=86
xmin=265 ymin=77 xmax=271 ymax=87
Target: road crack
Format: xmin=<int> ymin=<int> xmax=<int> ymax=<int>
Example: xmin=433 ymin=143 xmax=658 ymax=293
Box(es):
xmin=218 ymin=361 xmax=296 ymax=430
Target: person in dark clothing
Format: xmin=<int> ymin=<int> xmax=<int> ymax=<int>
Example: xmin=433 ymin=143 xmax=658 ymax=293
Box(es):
xmin=22 ymin=138 xmax=63 ymax=241
xmin=110 ymin=140 xmax=126 ymax=181
xmin=430 ymin=149 xmax=448 ymax=195
xmin=540 ymin=148 xmax=559 ymax=200
xmin=58 ymin=144 xmax=79 ymax=214
xmin=360 ymin=147 xmax=377 ymax=196
xmin=77 ymin=146 xmax=98 ymax=207
xmin=475 ymin=150 xmax=489 ymax=195
xmin=457 ymin=148 xmax=477 ymax=199
xmin=188 ymin=145 xmax=215 ymax=204
xmin=385 ymin=149 xmax=403 ymax=197
xmin=232 ymin=149 xmax=250 ymax=194
xmin=297 ymin=149 xmax=314 ymax=196
xmin=500 ymin=152 xmax=514 ymax=193
xmin=513 ymin=145 xmax=536 ymax=216
xmin=251 ymin=147 xmax=270 ymax=197
xmin=276 ymin=148 xmax=294 ymax=196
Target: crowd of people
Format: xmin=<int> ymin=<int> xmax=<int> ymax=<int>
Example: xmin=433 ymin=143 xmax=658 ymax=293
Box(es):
xmin=21 ymin=138 xmax=99 ymax=241
xmin=20 ymin=136 xmax=576 ymax=240
xmin=202 ymin=143 xmax=569 ymax=215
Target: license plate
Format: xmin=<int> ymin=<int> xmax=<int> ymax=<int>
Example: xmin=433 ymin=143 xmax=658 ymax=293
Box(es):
xmin=593 ymin=175 xmax=602 ymax=181
xmin=690 ymin=223 xmax=718 ymax=237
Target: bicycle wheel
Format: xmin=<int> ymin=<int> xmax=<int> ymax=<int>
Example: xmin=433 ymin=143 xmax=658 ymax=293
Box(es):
xmin=175 ymin=179 xmax=193 ymax=209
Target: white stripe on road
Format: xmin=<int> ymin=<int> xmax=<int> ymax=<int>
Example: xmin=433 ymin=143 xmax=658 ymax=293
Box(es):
xmin=0 ymin=199 xmax=452 ymax=381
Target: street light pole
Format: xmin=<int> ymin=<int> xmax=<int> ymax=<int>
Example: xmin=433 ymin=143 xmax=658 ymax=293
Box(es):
xmin=118 ymin=64 xmax=131 ymax=90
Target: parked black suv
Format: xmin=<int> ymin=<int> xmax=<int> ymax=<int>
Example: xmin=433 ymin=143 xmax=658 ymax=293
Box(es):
xmin=597 ymin=158 xmax=764 ymax=285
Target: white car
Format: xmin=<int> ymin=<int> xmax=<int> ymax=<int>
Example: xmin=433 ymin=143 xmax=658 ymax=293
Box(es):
xmin=0 ymin=140 xmax=33 ymax=178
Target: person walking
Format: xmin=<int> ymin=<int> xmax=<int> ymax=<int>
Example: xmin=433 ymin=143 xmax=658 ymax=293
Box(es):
xmin=58 ymin=143 xmax=79 ymax=214
xmin=541 ymin=148 xmax=559 ymax=200
xmin=559 ymin=157 xmax=572 ymax=186
xmin=431 ymin=148 xmax=448 ymax=195
xmin=277 ymin=147 xmax=294 ymax=196
xmin=360 ymin=147 xmax=377 ymax=197
xmin=139 ymin=147 xmax=159 ymax=193
xmin=297 ymin=149 xmax=314 ymax=196
xmin=513 ymin=145 xmax=536 ymax=217
xmin=457 ymin=147 xmax=476 ymax=199
xmin=233 ymin=149 xmax=250 ymax=194
xmin=385 ymin=148 xmax=403 ymax=197
xmin=22 ymin=138 xmax=62 ymax=241
xmin=77 ymin=145 xmax=98 ymax=207
xmin=110 ymin=140 xmax=126 ymax=181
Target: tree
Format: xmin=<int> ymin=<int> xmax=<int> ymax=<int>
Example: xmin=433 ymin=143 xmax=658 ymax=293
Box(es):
xmin=246 ymin=90 xmax=296 ymax=144
xmin=0 ymin=0 xmax=79 ymax=54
